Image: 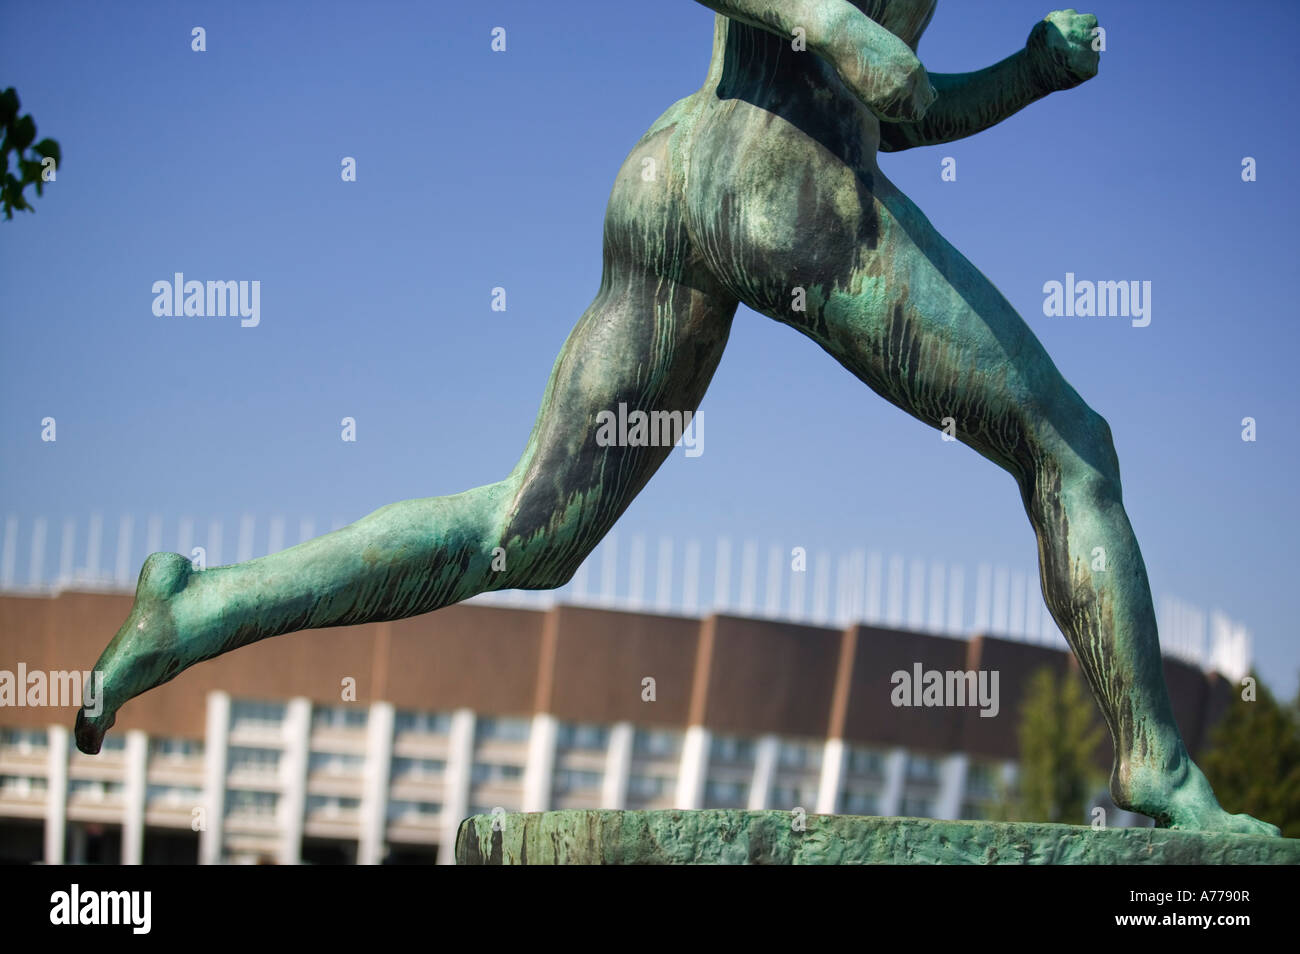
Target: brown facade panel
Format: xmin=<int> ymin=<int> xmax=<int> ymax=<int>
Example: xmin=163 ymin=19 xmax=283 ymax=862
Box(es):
xmin=544 ymin=605 xmax=699 ymax=727
xmin=1195 ymin=673 xmax=1237 ymax=758
xmin=1162 ymin=656 xmax=1210 ymax=754
xmin=840 ymin=626 xmax=968 ymax=752
xmin=35 ymin=591 xmax=383 ymax=736
xmin=959 ymin=635 xmax=1076 ymax=761
xmin=90 ymin=620 xmax=380 ymax=738
xmin=1 ymin=592 xmax=151 ymax=732
xmin=695 ymin=615 xmax=840 ymax=738
xmin=195 ymin=624 xmax=378 ymax=709
xmin=384 ymin=603 xmax=543 ymax=716
xmin=0 ymin=592 xmax=1240 ymax=765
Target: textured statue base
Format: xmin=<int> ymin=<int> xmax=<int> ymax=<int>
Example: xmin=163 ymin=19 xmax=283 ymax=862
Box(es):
xmin=455 ymin=810 xmax=1299 ymax=865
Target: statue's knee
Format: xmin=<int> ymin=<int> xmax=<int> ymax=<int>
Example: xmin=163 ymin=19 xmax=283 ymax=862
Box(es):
xmin=1043 ymin=408 xmax=1122 ymax=502
xmin=492 ymin=532 xmax=588 ymax=591
xmin=1084 ymin=410 xmax=1122 ymax=487
xmin=539 ymin=556 xmax=584 ymax=590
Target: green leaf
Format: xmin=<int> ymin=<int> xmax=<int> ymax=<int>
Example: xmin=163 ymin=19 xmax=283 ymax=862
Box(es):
xmin=12 ymin=115 xmax=35 ymax=151
xmin=0 ymin=88 xmax=18 ymax=127
xmin=33 ymin=137 xmax=60 ymax=162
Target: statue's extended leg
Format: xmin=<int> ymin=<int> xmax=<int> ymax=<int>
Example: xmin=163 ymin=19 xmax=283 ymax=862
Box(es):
xmin=732 ymin=170 xmax=1274 ymax=835
xmin=75 ymin=214 xmax=738 ymax=752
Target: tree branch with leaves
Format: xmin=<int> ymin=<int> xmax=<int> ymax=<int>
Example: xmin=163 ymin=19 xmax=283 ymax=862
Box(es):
xmin=1 ymin=87 xmax=62 ymax=220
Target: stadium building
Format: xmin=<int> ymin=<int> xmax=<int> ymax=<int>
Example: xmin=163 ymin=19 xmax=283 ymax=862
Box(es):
xmin=0 ymin=587 xmax=1239 ymax=864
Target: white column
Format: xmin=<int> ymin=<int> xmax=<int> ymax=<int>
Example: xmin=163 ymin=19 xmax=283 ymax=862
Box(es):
xmin=114 ymin=514 xmax=134 ymax=586
xmin=437 ymin=708 xmax=475 ymax=866
xmin=600 ymin=722 xmax=633 ymax=809
xmin=358 ymin=701 xmax=395 ymax=866
xmin=278 ymin=697 xmax=311 ymax=865
xmin=878 ymin=746 xmax=908 ymax=817
xmin=44 ymin=724 xmax=69 ymax=864
xmin=57 ymin=518 xmax=75 ymax=585
xmin=674 ymin=725 xmax=710 ymax=809
xmin=747 ymin=734 xmax=779 ymax=810
xmin=682 ymin=540 xmax=701 ymax=614
xmin=522 ymin=713 xmax=558 ymax=812
xmin=936 ymin=753 xmax=969 ymax=820
xmin=816 ymin=738 xmax=846 ymax=815
xmin=29 ymin=516 xmax=47 ymax=586
xmin=122 ymin=730 xmax=148 ymax=864
xmin=0 ymin=514 xmax=16 ymax=587
xmin=86 ymin=513 xmax=103 ymax=581
xmin=199 ymin=691 xmax=230 ymax=865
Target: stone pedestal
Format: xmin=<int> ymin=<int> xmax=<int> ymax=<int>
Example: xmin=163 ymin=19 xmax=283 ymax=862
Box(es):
xmin=455 ymin=809 xmax=1299 ymax=865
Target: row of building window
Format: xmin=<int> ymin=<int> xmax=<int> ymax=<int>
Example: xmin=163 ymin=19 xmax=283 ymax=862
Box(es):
xmin=389 ymin=799 xmax=441 ymax=820
xmin=556 ymin=723 xmax=608 ymax=751
xmin=0 ymin=773 xmax=48 ymax=797
xmin=148 ymin=784 xmax=202 ymax=806
xmin=3 ymin=747 xmax=968 ymax=798
xmin=553 ymin=769 xmax=601 ymax=794
xmin=626 ymin=774 xmax=672 ymax=799
xmin=394 ymin=711 xmax=451 ymax=736
xmin=226 ymin=789 xmax=276 ymax=817
xmin=150 ymin=737 xmax=201 ymax=759
xmin=471 ymin=762 xmax=523 ymax=784
xmin=392 ymin=756 xmax=445 ymax=779
xmin=633 ymin=728 xmax=680 ymax=758
xmin=230 ymin=701 xmax=285 ymax=729
xmin=0 ymin=728 xmax=49 ymax=753
xmin=307 ymin=794 xmax=360 ymax=816
xmin=1 ymin=711 xmax=1001 ymax=823
xmin=229 ymin=746 xmax=280 ymax=775
xmin=2 ymin=709 xmax=1002 ymax=796
xmin=1 ymin=775 xmax=204 ymax=806
xmin=474 ymin=717 xmax=531 ymax=743
xmin=310 ymin=752 xmax=365 ymax=775
xmin=0 ymin=774 xmax=989 ymax=825
xmin=313 ymin=707 xmax=368 ymax=730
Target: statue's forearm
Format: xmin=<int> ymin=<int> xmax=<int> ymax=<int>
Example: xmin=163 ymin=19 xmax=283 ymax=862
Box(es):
xmin=879 ymin=49 xmax=1052 ymax=152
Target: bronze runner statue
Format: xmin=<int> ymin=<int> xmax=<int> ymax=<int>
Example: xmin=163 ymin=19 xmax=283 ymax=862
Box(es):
xmin=76 ymin=1 xmax=1278 ymax=835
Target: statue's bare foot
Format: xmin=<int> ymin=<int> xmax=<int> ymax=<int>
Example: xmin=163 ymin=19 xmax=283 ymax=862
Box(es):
xmin=1116 ymin=752 xmax=1280 ymax=836
xmin=75 ymin=552 xmax=194 ymax=754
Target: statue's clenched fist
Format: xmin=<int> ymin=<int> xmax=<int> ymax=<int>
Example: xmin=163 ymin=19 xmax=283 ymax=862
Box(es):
xmin=1027 ymin=9 xmax=1101 ymax=91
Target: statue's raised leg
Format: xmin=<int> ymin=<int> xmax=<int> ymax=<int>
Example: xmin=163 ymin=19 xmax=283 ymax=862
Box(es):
xmin=75 ymin=166 xmax=738 ymax=753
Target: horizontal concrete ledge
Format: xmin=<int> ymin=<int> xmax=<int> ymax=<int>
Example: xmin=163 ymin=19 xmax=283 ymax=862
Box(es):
xmin=455 ymin=809 xmax=1300 ymax=865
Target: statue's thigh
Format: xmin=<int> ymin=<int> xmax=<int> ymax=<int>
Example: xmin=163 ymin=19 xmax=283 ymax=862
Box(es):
xmin=503 ymin=261 xmax=735 ymax=556
xmin=793 ymin=177 xmax=1094 ymax=469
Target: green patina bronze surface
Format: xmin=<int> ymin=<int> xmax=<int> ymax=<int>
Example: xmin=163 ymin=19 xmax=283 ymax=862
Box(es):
xmin=456 ymin=810 xmax=1300 ymax=865
xmin=76 ymin=2 xmax=1281 ymax=840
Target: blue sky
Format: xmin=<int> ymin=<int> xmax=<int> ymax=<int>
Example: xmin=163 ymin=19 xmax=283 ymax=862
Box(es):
xmin=2 ymin=1 xmax=1297 ymax=697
